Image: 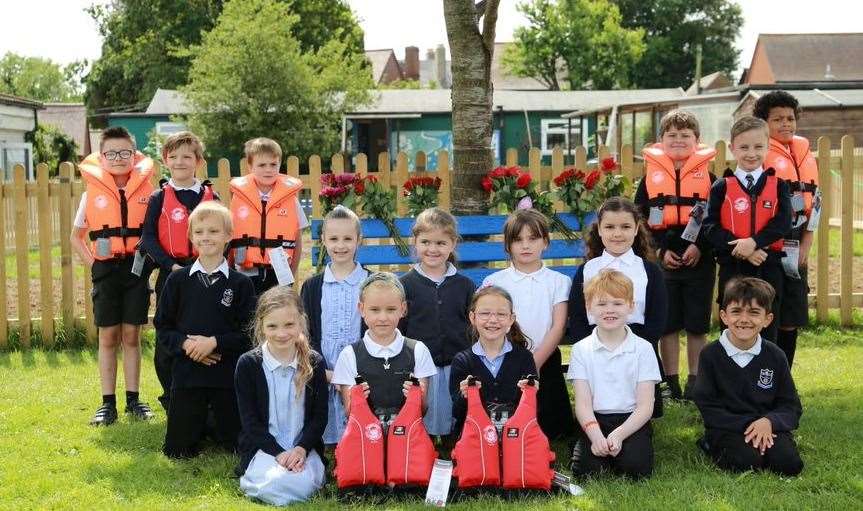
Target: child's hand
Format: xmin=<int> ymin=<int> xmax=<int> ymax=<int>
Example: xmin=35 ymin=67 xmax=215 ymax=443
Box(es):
xmin=746 ymin=249 xmax=768 ymax=266
xmin=186 ymin=335 xmax=217 ymax=360
xmin=729 ymin=237 xmax=757 ymax=258
xmin=590 ymin=437 xmax=610 ymax=457
xmin=516 ymin=378 xmax=538 ymax=391
xmin=606 ymin=430 xmax=624 ymax=457
xmin=744 ymin=417 xmax=776 ymax=454
xmin=354 ymin=381 xmax=371 ymax=399
xmin=197 ymin=353 xmax=222 ymax=366
xmin=283 ymin=446 xmax=307 ymax=473
xmin=459 ymin=376 xmax=481 ymax=397
xmin=681 ymin=244 xmax=701 ymax=267
xmin=325 ymin=369 xmax=334 ymax=384
xmin=662 ymin=249 xmax=683 ymax=270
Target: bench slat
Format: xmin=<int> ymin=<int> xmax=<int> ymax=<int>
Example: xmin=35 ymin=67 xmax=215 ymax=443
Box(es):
xmin=311 ymin=239 xmax=584 ymax=266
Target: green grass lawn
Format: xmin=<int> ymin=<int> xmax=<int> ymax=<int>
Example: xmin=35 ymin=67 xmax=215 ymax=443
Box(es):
xmin=0 ymin=326 xmax=861 ymax=510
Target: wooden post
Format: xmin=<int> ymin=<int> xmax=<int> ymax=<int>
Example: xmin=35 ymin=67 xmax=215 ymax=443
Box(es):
xmin=528 ymin=147 xmax=542 ymax=187
xmin=286 ymin=156 xmax=299 ymax=178
xmin=620 ymin=144 xmax=634 ymax=181
xmin=331 ymin=153 xmax=344 ymax=175
xmin=196 ymin=158 xmax=207 ymax=181
xmin=597 ymin=145 xmax=610 ymax=167
xmin=309 ymin=155 xmax=322 ymax=219
xmin=839 ymin=135 xmax=854 ymax=325
xmin=505 ymin=148 xmax=518 ymax=167
xmin=0 ymin=174 xmax=6 ymax=347
xmin=355 ymin=153 xmax=368 ymax=175
xmin=575 ymin=146 xmax=587 ymax=170
xmin=714 ymin=140 xmax=728 ymax=173
xmin=438 ymin=151 xmax=451 ymax=210
xmin=816 ymin=137 xmax=831 ymax=321
xmin=216 ymin=159 xmax=232 ymax=206
xmin=58 ymin=163 xmax=74 ymax=335
xmin=36 ymin=164 xmax=54 ymax=345
xmin=395 ymin=152 xmax=409 ymax=216
xmin=416 ymin=151 xmax=427 ymax=172
xmin=240 ymin=158 xmax=249 ymax=176
xmin=13 ymin=165 xmax=30 ymax=347
xmin=378 ymin=152 xmax=391 ymax=189
xmin=551 ymin=147 xmax=564 ymax=208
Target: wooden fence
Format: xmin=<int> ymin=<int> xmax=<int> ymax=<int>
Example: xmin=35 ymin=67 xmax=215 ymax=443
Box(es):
xmin=0 ymin=138 xmax=860 ymax=348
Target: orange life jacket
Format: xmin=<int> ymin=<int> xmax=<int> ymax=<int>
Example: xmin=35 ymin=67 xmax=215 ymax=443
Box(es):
xmin=720 ymin=173 xmax=784 ymax=252
xmin=764 ymin=136 xmax=819 ymax=215
xmin=229 ymin=174 xmax=303 ymax=268
xmin=385 ymin=379 xmax=437 ymax=486
xmin=335 ymin=378 xmax=386 ymax=488
xmin=501 ymin=376 xmax=555 ymax=490
xmin=452 ymin=377 xmax=501 ymax=488
xmin=643 ymin=144 xmax=715 ymax=229
xmin=157 ymin=182 xmax=216 ymax=259
xmin=79 ymin=152 xmax=154 ymax=260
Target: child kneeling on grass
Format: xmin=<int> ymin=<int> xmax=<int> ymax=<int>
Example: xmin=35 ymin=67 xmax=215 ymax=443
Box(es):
xmin=567 ymin=270 xmax=661 ymax=479
xmin=235 ymin=286 xmax=328 ymax=505
xmin=693 ymin=277 xmax=803 ymax=476
xmin=154 ymin=202 xmax=256 ymax=458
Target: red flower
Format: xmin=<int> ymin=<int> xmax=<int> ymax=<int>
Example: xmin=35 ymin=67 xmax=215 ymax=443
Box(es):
xmin=366 ymin=174 xmax=378 ymax=183
xmin=404 ymin=180 xmax=414 ymax=192
xmin=584 ymin=170 xmax=601 ymax=190
xmin=434 ymin=177 xmax=442 ymax=189
xmin=481 ymin=176 xmax=493 ymax=192
xmin=516 ymin=173 xmax=531 ymax=189
xmin=601 ymin=157 xmax=618 ymax=173
xmin=489 ymin=166 xmax=506 ymax=179
xmin=575 ymin=170 xmax=586 ymax=181
xmin=506 ymin=166 xmax=520 ymax=178
xmin=354 ymin=180 xmax=365 ymax=195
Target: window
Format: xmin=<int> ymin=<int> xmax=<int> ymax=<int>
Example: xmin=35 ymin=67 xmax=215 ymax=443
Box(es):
xmin=155 ymin=122 xmax=187 ymax=136
xmin=0 ymin=143 xmax=33 ymax=180
xmin=540 ymin=119 xmax=580 ymax=156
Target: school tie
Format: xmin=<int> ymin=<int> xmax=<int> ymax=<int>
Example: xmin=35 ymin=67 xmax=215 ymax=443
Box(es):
xmin=745 ymin=174 xmax=754 ymax=192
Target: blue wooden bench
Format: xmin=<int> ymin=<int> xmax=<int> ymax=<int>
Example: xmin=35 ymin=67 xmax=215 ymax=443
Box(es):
xmin=310 ymin=213 xmax=593 ymax=284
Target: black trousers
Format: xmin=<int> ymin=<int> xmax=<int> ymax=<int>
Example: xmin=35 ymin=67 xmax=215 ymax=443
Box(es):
xmin=705 ymin=428 xmax=803 ymax=476
xmin=163 ymin=388 xmax=241 ymax=458
xmin=537 ymin=348 xmax=576 ymax=440
xmin=572 ymin=412 xmax=653 ymax=479
xmin=717 ymin=261 xmax=784 ymax=343
xmin=153 ymin=268 xmax=174 ymax=410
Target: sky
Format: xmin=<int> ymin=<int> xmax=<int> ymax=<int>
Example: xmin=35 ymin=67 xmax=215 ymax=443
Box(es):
xmin=1 ymin=0 xmax=861 ymax=80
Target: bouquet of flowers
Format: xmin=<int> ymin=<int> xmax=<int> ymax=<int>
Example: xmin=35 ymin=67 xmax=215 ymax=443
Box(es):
xmin=402 ymin=175 xmax=442 ymax=217
xmin=482 ymin=165 xmax=576 ymax=240
xmin=360 ymin=175 xmax=409 ymax=256
xmin=553 ymin=157 xmax=629 ymax=230
xmin=319 ymin=172 xmax=364 ymax=215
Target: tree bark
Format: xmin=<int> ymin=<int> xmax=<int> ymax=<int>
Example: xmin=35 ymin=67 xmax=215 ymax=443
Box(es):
xmin=443 ymin=0 xmax=500 ymax=215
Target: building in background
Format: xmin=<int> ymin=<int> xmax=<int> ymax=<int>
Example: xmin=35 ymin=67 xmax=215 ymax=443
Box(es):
xmin=0 ymin=93 xmax=42 ymax=180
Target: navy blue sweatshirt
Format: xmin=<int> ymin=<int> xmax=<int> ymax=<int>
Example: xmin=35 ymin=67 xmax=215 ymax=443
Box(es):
xmin=154 ymin=265 xmax=256 ymax=389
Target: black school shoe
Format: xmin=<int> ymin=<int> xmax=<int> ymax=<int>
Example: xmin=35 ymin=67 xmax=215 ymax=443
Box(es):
xmin=683 ymin=380 xmax=696 ymax=401
xmin=89 ymin=403 xmax=118 ymax=426
xmin=125 ymin=400 xmax=155 ymax=421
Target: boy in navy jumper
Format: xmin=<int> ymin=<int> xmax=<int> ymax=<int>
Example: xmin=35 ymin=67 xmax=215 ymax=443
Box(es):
xmin=693 ymin=277 xmax=803 ymax=476
xmin=141 ymin=131 xmax=218 ymax=410
xmin=154 ymin=201 xmax=256 ymax=458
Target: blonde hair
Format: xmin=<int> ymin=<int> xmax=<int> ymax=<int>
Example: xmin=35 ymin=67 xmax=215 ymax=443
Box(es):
xmin=188 ymin=201 xmax=232 ymax=238
xmin=412 ymin=207 xmax=459 ymax=264
xmin=244 ymin=137 xmax=283 ymax=164
xmin=359 ymin=272 xmax=406 ymax=302
xmin=322 ymin=204 xmax=362 ymax=238
xmin=251 ymin=286 xmax=314 ymax=394
xmin=162 ymin=131 xmax=205 ymax=161
xmin=583 ymin=269 xmax=634 ymax=305
xmin=730 ymin=116 xmax=769 ymax=143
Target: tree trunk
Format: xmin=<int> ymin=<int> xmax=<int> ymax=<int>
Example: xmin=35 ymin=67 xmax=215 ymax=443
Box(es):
xmin=443 ymin=0 xmax=499 ymax=215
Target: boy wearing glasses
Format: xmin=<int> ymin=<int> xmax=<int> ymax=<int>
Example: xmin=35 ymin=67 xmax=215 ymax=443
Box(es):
xmin=71 ymin=126 xmax=156 ymax=426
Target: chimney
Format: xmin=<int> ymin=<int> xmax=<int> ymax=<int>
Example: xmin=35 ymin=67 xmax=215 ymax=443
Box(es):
xmin=404 ymin=46 xmax=419 ymax=81
xmin=435 ymin=45 xmax=448 ymax=88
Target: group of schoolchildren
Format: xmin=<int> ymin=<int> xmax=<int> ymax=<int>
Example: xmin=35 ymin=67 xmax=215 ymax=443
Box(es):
xmin=70 ymin=90 xmax=813 ymax=504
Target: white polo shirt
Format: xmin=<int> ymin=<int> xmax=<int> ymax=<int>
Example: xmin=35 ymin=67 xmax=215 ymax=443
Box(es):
xmin=481 ymin=265 xmax=571 ymax=353
xmin=582 ymin=249 xmax=647 ymax=325
xmin=331 ymin=329 xmax=437 ymax=386
xmin=566 ymin=326 xmax=661 ymax=414
xmin=718 ymin=329 xmax=763 ymax=368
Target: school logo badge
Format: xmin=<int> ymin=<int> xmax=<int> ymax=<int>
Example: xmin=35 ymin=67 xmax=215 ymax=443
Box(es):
xmin=762 ymin=200 xmax=773 ymax=209
xmin=757 ymin=368 xmax=774 ymax=389
xmin=137 ymin=196 xmax=148 ymax=204
xmin=651 ymin=172 xmax=665 ymax=184
xmin=237 ymin=205 xmax=249 ymax=219
xmin=733 ymin=197 xmax=750 ymax=213
xmin=365 ymin=423 xmax=382 ymax=442
xmin=506 ymin=427 xmax=519 ymax=438
xmin=483 ymin=425 xmax=498 ymax=445
xmin=170 ymin=207 xmax=186 ymax=223
xmin=94 ymin=194 xmax=109 ymax=209
xmin=221 ymin=288 xmax=233 ymax=307
xmin=277 ymin=208 xmax=289 ymax=216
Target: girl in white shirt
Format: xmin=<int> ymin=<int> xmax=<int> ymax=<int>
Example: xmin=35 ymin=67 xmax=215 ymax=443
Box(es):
xmin=567 ymin=197 xmax=668 ymax=417
xmin=481 ymin=209 xmax=574 ymax=439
